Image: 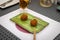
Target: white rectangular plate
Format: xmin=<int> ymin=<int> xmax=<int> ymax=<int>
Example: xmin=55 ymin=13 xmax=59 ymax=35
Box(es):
xmin=0 ymin=8 xmax=60 ymax=40
xmin=0 ymin=0 xmax=19 ymax=8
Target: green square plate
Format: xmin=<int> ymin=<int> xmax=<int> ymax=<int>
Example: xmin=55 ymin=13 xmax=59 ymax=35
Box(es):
xmin=10 ymin=13 xmax=49 ymax=33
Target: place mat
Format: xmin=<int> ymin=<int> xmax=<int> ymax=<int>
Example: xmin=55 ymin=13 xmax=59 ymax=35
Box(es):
xmin=0 ymin=8 xmax=60 ymax=40
xmin=0 ymin=25 xmax=21 ymax=40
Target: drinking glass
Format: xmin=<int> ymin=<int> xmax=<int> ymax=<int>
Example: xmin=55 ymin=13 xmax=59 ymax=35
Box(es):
xmin=40 ymin=0 xmax=52 ymax=7
xmin=19 ymin=0 xmax=30 ymax=12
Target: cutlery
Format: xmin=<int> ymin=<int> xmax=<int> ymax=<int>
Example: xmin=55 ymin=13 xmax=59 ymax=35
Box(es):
xmin=0 ymin=0 xmax=13 ymax=7
xmin=33 ymin=28 xmax=36 ymax=40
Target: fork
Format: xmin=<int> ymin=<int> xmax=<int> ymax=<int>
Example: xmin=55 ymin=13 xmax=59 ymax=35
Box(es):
xmin=0 ymin=0 xmax=13 ymax=7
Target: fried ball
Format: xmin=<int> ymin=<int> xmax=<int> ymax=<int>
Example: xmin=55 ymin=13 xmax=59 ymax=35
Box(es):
xmin=30 ymin=19 xmax=37 ymax=27
xmin=21 ymin=14 xmax=28 ymax=21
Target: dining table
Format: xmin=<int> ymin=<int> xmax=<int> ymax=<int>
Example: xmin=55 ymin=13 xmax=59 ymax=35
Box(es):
xmin=0 ymin=0 xmax=60 ymax=40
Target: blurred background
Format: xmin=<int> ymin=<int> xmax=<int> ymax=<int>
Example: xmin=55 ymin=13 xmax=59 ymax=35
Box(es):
xmin=0 ymin=0 xmax=60 ymax=40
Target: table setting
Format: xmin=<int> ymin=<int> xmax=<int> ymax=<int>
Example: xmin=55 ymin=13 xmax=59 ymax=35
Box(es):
xmin=0 ymin=0 xmax=60 ymax=40
xmin=0 ymin=0 xmax=19 ymax=8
